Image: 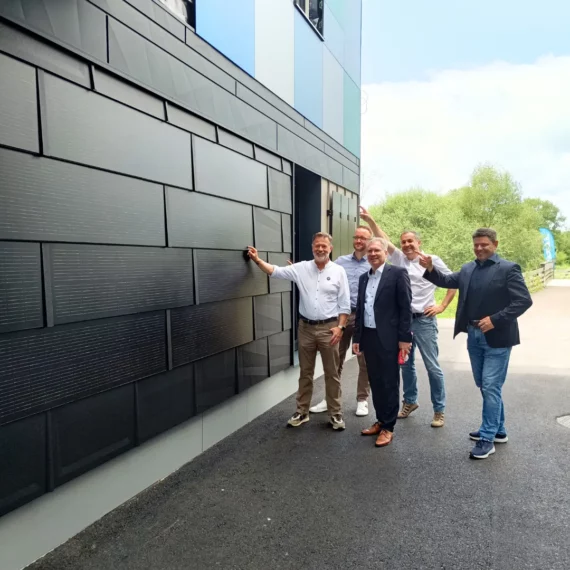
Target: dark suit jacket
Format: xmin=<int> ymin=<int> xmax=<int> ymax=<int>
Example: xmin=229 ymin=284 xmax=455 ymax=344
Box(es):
xmin=423 ymin=255 xmax=532 ymax=348
xmin=353 ymin=264 xmax=413 ymax=351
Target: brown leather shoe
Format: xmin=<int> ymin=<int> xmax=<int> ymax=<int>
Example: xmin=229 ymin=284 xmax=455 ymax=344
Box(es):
xmin=375 ymin=429 xmax=394 ymax=447
xmin=361 ymin=422 xmax=382 ymax=436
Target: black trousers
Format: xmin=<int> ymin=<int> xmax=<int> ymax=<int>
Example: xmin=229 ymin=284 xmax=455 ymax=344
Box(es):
xmin=361 ymin=327 xmax=400 ymax=432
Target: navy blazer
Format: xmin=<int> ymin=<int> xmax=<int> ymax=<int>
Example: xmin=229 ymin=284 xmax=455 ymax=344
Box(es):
xmin=423 ymin=255 xmax=532 ymax=348
xmin=354 ymin=264 xmax=413 ymax=351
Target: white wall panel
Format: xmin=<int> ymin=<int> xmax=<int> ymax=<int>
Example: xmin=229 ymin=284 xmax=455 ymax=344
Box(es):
xmin=323 ymin=48 xmax=344 ymax=144
xmin=324 ymin=4 xmax=344 ymax=67
xmin=254 ymin=0 xmax=295 ymax=106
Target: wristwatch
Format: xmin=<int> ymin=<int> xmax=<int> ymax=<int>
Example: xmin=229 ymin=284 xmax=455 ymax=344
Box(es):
xmin=339 ymin=325 xmax=346 ymax=331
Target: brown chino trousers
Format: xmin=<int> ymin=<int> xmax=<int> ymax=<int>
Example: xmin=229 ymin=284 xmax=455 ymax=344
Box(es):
xmin=297 ymin=320 xmax=342 ymax=416
xmin=338 ymin=312 xmax=370 ymax=402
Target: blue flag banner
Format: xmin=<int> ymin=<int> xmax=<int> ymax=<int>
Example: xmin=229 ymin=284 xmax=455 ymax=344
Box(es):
xmin=539 ymin=228 xmax=556 ymax=262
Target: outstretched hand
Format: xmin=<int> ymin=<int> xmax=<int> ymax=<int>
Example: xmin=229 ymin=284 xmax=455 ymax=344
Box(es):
xmin=247 ymin=246 xmax=259 ymax=263
xmin=417 ymin=252 xmax=433 ymax=271
xmin=359 ymin=205 xmax=373 ymax=224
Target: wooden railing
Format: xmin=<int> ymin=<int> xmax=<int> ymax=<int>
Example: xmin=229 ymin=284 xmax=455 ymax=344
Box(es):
xmin=554 ymin=267 xmax=570 ymax=280
xmin=523 ymin=261 xmax=555 ymax=293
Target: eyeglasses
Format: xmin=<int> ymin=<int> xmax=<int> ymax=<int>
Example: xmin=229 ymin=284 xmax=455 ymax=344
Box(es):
xmin=353 ymin=236 xmax=368 ymax=241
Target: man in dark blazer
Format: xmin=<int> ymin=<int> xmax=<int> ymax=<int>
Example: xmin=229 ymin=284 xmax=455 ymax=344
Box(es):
xmin=353 ymin=238 xmax=413 ymax=447
xmin=419 ymin=228 xmax=532 ymax=460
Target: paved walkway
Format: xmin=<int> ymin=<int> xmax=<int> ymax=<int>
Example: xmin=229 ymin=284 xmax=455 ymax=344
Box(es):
xmin=29 ymin=283 xmax=570 ymax=570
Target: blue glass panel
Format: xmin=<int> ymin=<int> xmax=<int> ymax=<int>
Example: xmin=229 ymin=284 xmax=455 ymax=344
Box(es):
xmin=196 ymin=0 xmax=255 ymax=76
xmin=294 ymin=9 xmax=323 ymax=127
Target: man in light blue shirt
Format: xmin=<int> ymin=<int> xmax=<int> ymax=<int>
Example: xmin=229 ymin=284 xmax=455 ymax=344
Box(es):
xmin=309 ymin=224 xmax=372 ymax=417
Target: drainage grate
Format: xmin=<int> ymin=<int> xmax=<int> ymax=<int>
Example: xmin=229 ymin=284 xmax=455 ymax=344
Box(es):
xmin=556 ymin=415 xmax=570 ymax=429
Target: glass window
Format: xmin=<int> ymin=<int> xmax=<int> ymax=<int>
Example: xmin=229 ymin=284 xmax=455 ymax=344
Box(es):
xmin=295 ymin=0 xmax=324 ymax=37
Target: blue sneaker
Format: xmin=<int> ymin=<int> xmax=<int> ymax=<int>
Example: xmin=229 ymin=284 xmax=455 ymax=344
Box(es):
xmin=470 ymin=439 xmax=496 ymax=459
xmin=469 ymin=430 xmax=508 ymax=443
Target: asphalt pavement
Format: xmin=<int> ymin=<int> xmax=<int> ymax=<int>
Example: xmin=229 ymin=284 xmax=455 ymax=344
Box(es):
xmin=28 ymin=284 xmax=570 ymax=570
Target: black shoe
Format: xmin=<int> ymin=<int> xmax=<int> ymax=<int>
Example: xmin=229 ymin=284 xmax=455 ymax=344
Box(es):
xmin=469 ymin=439 xmax=496 ymax=460
xmin=469 ymin=430 xmax=508 ymax=443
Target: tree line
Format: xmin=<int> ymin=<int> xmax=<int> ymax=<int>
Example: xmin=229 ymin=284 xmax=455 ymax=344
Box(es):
xmin=368 ymin=164 xmax=569 ymax=271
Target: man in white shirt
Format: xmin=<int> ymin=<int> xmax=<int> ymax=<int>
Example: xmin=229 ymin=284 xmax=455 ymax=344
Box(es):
xmin=247 ymin=232 xmax=351 ymax=430
xmin=360 ymin=208 xmax=456 ymax=428
xmin=309 ymin=224 xmax=372 ymax=417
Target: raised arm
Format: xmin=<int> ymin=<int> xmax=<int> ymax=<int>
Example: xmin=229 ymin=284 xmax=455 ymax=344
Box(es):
xmin=247 ymin=246 xmax=275 ymax=275
xmin=359 ymin=206 xmax=397 ymax=254
xmin=247 ymin=246 xmax=298 ymax=282
xmin=419 ymin=253 xmax=461 ymax=289
xmin=490 ymin=264 xmax=533 ymax=327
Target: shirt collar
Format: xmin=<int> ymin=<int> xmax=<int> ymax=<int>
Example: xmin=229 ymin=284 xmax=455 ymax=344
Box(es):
xmin=368 ymin=263 xmax=385 ymax=275
xmin=351 ymin=252 xmax=367 ymax=262
xmin=475 ymin=253 xmax=499 ymax=267
xmin=313 ymin=259 xmax=331 ymax=270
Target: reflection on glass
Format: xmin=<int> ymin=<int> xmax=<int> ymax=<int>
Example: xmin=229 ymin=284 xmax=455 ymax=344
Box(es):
xmin=296 ymin=0 xmax=323 ymax=36
xmin=157 ymin=0 xmax=195 ymax=28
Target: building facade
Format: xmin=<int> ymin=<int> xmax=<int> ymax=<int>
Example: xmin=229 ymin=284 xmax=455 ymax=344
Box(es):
xmin=0 ymin=0 xmax=361 ymax=557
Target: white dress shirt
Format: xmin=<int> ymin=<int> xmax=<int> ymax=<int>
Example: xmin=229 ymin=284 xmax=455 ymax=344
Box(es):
xmin=271 ymin=260 xmax=351 ymax=321
xmin=388 ymin=248 xmax=452 ymax=313
xmin=364 ymin=264 xmax=385 ymax=328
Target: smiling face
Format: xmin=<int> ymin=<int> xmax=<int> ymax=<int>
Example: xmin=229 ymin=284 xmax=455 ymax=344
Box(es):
xmin=473 ymin=236 xmax=498 ymax=262
xmin=353 ymin=226 xmax=372 ymax=253
xmin=367 ymin=240 xmax=388 ymax=269
xmin=400 ymin=232 xmax=421 ymax=260
xmin=312 ymin=236 xmax=332 ymax=263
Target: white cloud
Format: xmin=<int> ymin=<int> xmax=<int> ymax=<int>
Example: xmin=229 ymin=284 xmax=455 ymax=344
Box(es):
xmin=360 ymin=56 xmax=570 ymax=224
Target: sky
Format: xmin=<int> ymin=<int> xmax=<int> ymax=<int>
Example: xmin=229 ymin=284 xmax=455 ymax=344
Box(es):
xmin=360 ymin=0 xmax=570 ymax=225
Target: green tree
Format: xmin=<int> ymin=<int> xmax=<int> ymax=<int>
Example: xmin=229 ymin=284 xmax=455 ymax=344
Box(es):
xmin=523 ymin=198 xmax=566 ymax=232
xmin=451 ymin=164 xmax=522 ymax=226
xmin=366 ymin=164 xmax=552 ymax=271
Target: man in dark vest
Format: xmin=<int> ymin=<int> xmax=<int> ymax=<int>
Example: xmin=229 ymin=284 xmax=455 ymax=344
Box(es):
xmin=419 ymin=228 xmax=532 ymax=459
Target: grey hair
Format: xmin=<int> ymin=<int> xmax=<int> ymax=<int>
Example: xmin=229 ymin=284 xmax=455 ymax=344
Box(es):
xmin=367 ymin=237 xmax=388 ymax=251
xmin=312 ymin=231 xmax=333 ymax=244
xmin=400 ymin=229 xmax=421 ymax=240
xmin=472 ymin=228 xmax=497 ymax=241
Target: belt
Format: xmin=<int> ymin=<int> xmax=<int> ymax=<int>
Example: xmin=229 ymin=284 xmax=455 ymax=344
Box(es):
xmin=412 ymin=312 xmax=425 ymax=319
xmin=468 ymin=320 xmax=480 ymax=327
xmin=299 ymin=316 xmax=337 ymax=325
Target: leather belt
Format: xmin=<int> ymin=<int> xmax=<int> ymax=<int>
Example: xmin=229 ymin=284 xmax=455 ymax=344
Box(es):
xmin=299 ymin=316 xmax=337 ymax=325
xmin=412 ymin=312 xmax=425 ymax=319
xmin=469 ymin=320 xmax=480 ymax=327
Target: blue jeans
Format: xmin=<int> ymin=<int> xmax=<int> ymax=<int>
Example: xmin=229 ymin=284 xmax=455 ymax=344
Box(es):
xmin=467 ymin=326 xmax=512 ymax=442
xmin=401 ymin=316 xmax=446 ymax=412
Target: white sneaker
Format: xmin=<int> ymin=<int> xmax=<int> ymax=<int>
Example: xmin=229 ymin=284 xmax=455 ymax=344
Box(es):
xmin=309 ymin=399 xmax=328 ymax=413
xmin=355 ymin=401 xmax=369 ymax=417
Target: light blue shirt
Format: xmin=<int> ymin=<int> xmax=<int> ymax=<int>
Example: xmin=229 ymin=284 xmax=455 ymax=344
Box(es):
xmin=364 ymin=265 xmax=385 ymax=328
xmin=335 ymin=253 xmax=371 ymax=309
